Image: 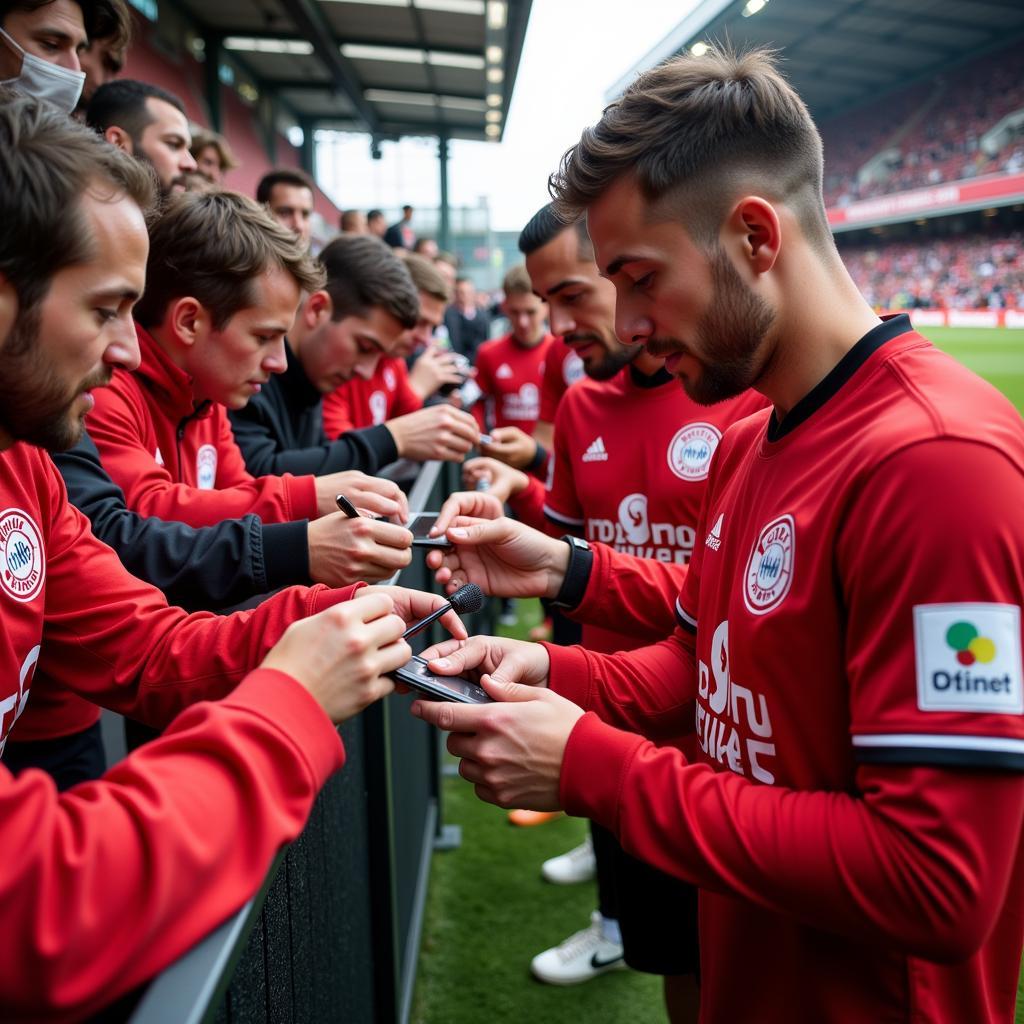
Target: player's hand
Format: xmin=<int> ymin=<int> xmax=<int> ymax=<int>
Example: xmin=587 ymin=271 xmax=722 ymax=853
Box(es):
xmin=308 ymin=513 xmax=413 ymax=584
xmin=424 ymin=517 xmax=570 ymax=599
xmin=433 ymin=489 xmax=506 ymax=534
xmin=419 ymin=634 xmax=550 ymax=688
xmin=262 ymin=592 xmax=408 ymax=724
xmin=408 ymin=345 xmax=466 ymax=400
xmin=411 ymin=675 xmax=582 ymax=811
xmin=365 ymin=584 xmax=469 ymax=642
xmin=386 ymin=404 xmax=480 ymax=462
xmin=481 ymin=425 xmax=537 ymax=469
xmin=461 ymin=457 xmax=529 ymax=503
xmin=314 ymin=470 xmax=408 ymax=520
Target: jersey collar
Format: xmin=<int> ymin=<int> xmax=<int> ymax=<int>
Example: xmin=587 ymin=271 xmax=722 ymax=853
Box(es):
xmin=766 ymin=314 xmax=913 ymax=442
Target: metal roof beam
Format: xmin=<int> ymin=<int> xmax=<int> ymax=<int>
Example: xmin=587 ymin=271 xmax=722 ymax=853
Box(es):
xmin=277 ymin=0 xmax=381 ymax=134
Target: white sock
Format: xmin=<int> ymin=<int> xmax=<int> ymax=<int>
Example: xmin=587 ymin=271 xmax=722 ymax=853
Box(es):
xmin=600 ymin=915 xmax=622 ymax=945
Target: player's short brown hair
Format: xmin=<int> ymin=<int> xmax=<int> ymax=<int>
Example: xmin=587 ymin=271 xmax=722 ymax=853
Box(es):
xmin=256 ymin=167 xmax=314 ymax=205
xmin=190 ymin=128 xmax=238 ymax=172
xmin=0 ymin=87 xmax=156 ymax=315
xmin=502 ymin=264 xmax=533 ymax=298
xmin=403 ymin=252 xmax=451 ymax=304
xmin=134 ymin=190 xmax=324 ymax=330
xmin=318 ymin=234 xmax=419 ymax=329
xmin=550 ymin=46 xmax=831 ymax=250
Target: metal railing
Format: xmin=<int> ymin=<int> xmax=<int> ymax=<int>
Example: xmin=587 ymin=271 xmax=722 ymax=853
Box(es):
xmin=127 ymin=459 xmax=488 ymax=1024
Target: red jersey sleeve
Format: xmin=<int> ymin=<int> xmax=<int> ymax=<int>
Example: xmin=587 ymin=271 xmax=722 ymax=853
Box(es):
xmin=36 ymin=461 xmax=359 ymax=726
xmin=472 ymin=347 xmax=493 ymax=432
xmin=0 ymin=667 xmax=344 ymax=1019
xmin=322 ymin=385 xmax=356 ymax=439
xmin=506 ymin=474 xmax=548 ymax=532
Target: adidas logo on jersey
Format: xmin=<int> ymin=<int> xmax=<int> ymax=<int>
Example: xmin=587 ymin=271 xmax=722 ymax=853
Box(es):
xmin=582 ymin=436 xmax=608 ymax=462
xmin=706 ymin=513 xmax=724 ymax=552
xmin=496 ymin=363 xmax=514 ymax=379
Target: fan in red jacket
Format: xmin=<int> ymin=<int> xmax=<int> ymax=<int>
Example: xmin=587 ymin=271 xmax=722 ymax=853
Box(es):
xmin=321 ymin=253 xmax=481 ymax=463
xmin=0 ymin=95 xmax=464 ymax=1021
xmin=88 ymin=190 xmax=409 ymax=529
xmin=413 ymin=49 xmax=1024 ymax=1024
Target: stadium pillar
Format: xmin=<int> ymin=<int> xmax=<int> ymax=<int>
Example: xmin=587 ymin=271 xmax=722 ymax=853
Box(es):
xmin=299 ymin=117 xmax=316 ymax=178
xmin=204 ymin=34 xmax=223 ymax=133
xmin=438 ymin=133 xmax=451 ymax=253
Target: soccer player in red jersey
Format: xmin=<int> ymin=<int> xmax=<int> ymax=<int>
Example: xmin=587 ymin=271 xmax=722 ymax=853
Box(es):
xmin=473 ymin=265 xmax=554 ymax=435
xmin=415 ymin=47 xmax=1024 ymax=1024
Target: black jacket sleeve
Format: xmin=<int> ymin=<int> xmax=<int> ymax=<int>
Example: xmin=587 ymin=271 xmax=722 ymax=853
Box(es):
xmin=53 ymin=434 xmax=311 ymax=612
xmin=228 ymin=404 xmax=398 ymax=477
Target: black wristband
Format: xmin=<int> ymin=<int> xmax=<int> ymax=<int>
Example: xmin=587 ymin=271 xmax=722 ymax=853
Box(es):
xmin=551 ymin=535 xmax=593 ymax=610
xmin=526 ymin=441 xmax=548 ymax=476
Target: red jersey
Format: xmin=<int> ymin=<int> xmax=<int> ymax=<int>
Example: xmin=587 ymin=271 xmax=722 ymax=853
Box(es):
xmin=544 ymin=365 xmax=766 ymax=653
xmin=473 ymin=332 xmax=554 ymax=432
xmin=322 ymin=356 xmax=422 ymax=439
xmin=548 ymin=319 xmax=1024 ymax=1023
xmin=538 ymin=338 xmax=584 ymax=424
xmin=0 ymin=440 xmax=357 ymax=1018
xmin=88 ymin=326 xmax=317 ymax=527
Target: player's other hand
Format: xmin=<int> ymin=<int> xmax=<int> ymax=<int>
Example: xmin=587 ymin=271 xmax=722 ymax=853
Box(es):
xmin=424 ymin=517 xmax=571 ymax=599
xmin=461 ymin=456 xmax=529 ymax=503
xmin=386 ymin=404 xmax=480 ymax=462
xmin=433 ymin=489 xmax=505 ymax=535
xmin=480 ymin=425 xmax=537 ymax=469
xmin=262 ymin=591 xmax=408 ymax=723
xmin=419 ymin=634 xmax=551 ymax=688
xmin=365 ymin=584 xmax=469 ymax=642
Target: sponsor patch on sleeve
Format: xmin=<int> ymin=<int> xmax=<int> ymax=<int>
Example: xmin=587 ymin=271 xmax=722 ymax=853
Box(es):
xmin=914 ymin=603 xmax=1023 ymax=715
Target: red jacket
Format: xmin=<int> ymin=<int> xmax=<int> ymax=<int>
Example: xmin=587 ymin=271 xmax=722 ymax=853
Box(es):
xmin=88 ymin=326 xmax=318 ymax=527
xmin=0 ymin=440 xmax=360 ymax=1020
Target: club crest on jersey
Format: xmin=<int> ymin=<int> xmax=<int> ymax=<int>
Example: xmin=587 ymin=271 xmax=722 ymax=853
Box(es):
xmin=196 ymin=444 xmax=218 ymax=490
xmin=914 ymin=603 xmax=1023 ymax=714
xmin=369 ymin=390 xmax=388 ymax=425
xmin=743 ymin=514 xmax=795 ymax=615
xmin=667 ymin=422 xmax=722 ymax=481
xmin=0 ymin=508 xmax=44 ymax=603
xmin=383 ymin=365 xmax=397 ymax=391
xmin=563 ymin=350 xmax=585 ymax=387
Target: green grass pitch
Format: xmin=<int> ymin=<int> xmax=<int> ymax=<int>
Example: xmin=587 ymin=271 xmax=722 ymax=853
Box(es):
xmin=413 ymin=328 xmax=1024 ymax=1023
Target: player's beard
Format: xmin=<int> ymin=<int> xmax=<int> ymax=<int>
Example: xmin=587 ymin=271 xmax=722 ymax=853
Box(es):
xmin=650 ymin=246 xmax=775 ymax=405
xmin=569 ymin=331 xmax=642 ymax=382
xmin=0 ymin=308 xmax=111 ymax=452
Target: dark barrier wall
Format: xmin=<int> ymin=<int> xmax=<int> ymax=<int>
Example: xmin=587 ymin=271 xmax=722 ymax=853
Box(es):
xmin=127 ymin=460 xmax=492 ymax=1024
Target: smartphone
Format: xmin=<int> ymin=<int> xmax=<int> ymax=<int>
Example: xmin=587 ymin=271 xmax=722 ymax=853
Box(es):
xmin=407 ymin=512 xmax=453 ymax=548
xmin=392 ymin=655 xmax=493 ymax=704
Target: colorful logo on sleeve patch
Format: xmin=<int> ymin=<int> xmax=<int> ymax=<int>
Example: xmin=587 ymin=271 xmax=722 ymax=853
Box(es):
xmin=915 ymin=603 xmax=1023 ymax=714
xmin=0 ymin=509 xmax=44 ymax=603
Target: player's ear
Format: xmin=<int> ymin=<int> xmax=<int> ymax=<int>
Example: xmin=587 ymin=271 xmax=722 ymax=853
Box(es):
xmin=724 ymin=197 xmax=780 ymax=277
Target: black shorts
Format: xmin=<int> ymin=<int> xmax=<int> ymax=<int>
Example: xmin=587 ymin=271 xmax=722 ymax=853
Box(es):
xmin=604 ymin=826 xmax=700 ymax=977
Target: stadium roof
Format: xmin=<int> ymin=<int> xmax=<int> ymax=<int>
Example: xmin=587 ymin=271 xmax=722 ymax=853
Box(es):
xmin=607 ymin=0 xmax=1024 ymax=123
xmin=166 ymin=0 xmax=531 ymax=142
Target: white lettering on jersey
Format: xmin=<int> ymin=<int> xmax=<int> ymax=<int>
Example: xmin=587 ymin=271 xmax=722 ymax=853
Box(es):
xmin=0 ymin=508 xmax=44 ymax=603
xmin=914 ymin=603 xmax=1023 ymax=714
xmin=582 ymin=436 xmax=608 ymax=463
xmin=369 ymin=390 xmax=388 ymax=425
xmin=0 ymin=644 xmax=40 ymax=751
xmin=706 ymin=513 xmax=724 ymax=552
xmin=743 ymin=514 xmax=795 ymax=615
xmin=696 ymin=620 xmax=776 ymax=783
xmin=501 ymin=383 xmax=539 ymax=422
xmin=667 ymin=422 xmax=722 ymax=481
xmin=587 ymin=495 xmax=695 ymax=562
xmin=196 ymin=444 xmax=218 ymax=490
xmin=495 ymin=363 xmax=514 ymax=379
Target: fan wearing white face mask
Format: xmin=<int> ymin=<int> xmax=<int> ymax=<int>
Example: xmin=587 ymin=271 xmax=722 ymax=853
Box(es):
xmin=0 ymin=0 xmax=128 ymax=115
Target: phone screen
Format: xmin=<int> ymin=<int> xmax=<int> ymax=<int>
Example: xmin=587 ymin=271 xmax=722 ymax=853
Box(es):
xmin=407 ymin=513 xmax=440 ymax=539
xmin=396 ymin=656 xmax=492 ymax=704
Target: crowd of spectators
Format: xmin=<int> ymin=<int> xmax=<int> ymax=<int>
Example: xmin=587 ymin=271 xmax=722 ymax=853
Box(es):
xmin=823 ymin=43 xmax=1024 ymax=206
xmin=839 ymin=231 xmax=1024 ymax=310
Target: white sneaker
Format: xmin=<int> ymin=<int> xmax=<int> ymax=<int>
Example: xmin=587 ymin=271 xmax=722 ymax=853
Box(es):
xmin=541 ymin=836 xmax=596 ymax=885
xmin=530 ymin=912 xmax=626 ymax=985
